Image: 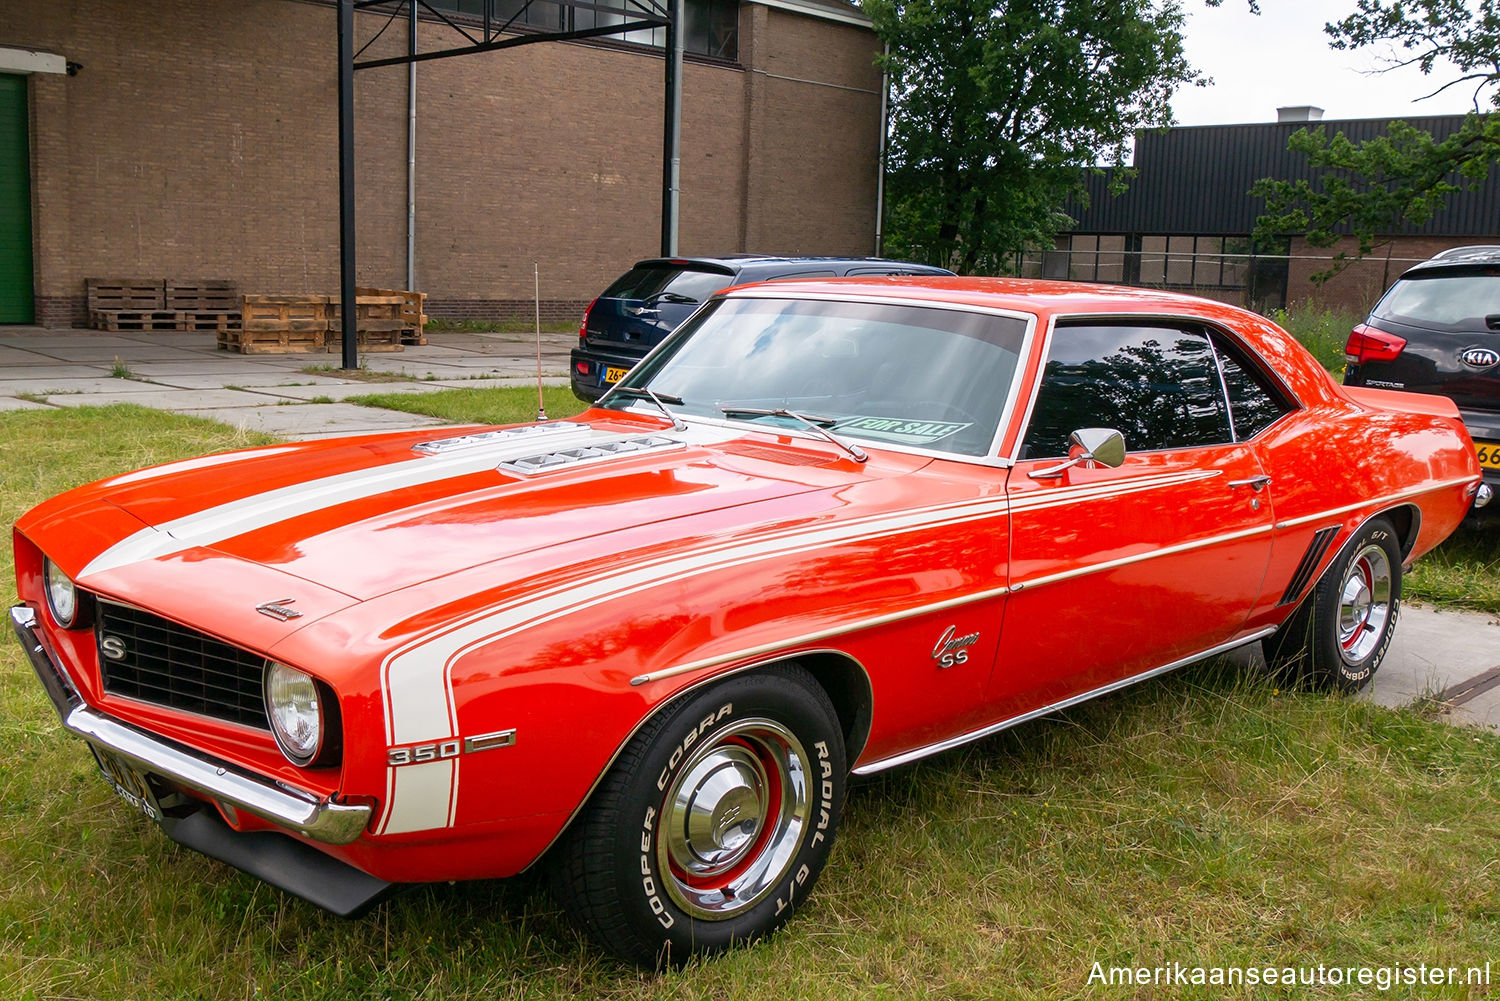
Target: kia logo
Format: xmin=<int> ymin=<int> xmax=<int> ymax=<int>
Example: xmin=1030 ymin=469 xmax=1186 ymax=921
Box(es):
xmin=1460 ymin=346 xmax=1500 ymax=368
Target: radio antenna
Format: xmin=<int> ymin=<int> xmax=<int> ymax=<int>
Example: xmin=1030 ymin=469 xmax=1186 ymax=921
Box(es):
xmin=534 ymin=260 xmax=547 ymax=421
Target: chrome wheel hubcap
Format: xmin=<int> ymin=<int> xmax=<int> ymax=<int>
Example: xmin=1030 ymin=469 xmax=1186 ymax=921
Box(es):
xmin=657 ymin=718 xmax=810 ymax=920
xmin=1338 ymin=543 xmax=1392 ymax=664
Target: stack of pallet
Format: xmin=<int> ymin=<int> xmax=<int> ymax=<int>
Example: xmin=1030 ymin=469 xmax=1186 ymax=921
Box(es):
xmin=166 ymin=280 xmax=241 ymax=332
xmin=358 ymin=286 xmax=428 ymax=345
xmin=230 ymin=295 xmax=332 ymax=354
xmin=87 ymin=279 xmax=177 ymax=331
xmin=218 ymin=288 xmax=426 ymax=354
xmin=86 ymin=278 xmax=242 ymax=333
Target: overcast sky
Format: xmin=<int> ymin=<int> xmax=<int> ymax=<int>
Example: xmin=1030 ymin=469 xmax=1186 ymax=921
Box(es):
xmin=1170 ymin=0 xmax=1484 ymax=126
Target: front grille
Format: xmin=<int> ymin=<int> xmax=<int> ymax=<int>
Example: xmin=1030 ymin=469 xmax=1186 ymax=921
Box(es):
xmin=95 ymin=601 xmax=270 ymax=729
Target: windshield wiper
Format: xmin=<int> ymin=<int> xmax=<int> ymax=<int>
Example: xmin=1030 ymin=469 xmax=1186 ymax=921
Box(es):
xmin=717 ymin=405 xmax=868 ymax=463
xmin=646 ymin=291 xmax=700 ymax=306
xmin=607 ymin=386 xmax=687 ymax=431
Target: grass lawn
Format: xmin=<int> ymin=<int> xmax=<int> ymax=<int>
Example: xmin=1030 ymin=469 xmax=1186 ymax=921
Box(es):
xmin=3 ymin=404 xmax=1499 ymax=999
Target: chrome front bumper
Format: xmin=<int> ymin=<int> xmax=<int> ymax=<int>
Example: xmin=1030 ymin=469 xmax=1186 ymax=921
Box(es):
xmin=9 ymin=604 xmax=371 ymax=846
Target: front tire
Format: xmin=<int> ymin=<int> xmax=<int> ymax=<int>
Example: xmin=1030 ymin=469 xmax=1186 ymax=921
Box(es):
xmin=551 ymin=663 xmax=846 ymax=967
xmin=1264 ymin=516 xmax=1402 ymax=692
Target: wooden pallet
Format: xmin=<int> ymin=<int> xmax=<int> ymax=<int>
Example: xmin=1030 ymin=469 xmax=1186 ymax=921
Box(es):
xmin=218 ymin=328 xmax=327 ymax=354
xmin=178 ymin=310 xmax=242 ymax=332
xmin=219 ymin=295 xmax=331 ymax=353
xmin=93 ymin=310 xmax=182 ymax=332
xmin=167 ymin=279 xmax=239 ymax=311
xmin=329 ymin=294 xmax=407 ymax=352
xmin=87 ymin=278 xmax=164 ymax=314
xmin=357 ymin=286 xmax=427 ymax=344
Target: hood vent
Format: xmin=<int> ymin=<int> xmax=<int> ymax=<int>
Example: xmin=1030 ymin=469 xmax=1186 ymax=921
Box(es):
xmin=498 ymin=434 xmax=684 ymax=475
xmin=412 ymin=422 xmax=588 ymax=455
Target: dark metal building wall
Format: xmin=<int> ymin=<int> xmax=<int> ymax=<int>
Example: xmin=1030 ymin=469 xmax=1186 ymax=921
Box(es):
xmin=1070 ymin=115 xmax=1500 ymax=236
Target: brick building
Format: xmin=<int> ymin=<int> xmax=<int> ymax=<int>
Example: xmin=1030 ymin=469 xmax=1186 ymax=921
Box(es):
xmin=0 ymin=0 xmax=885 ymax=327
xmin=1021 ymin=109 xmax=1500 ymax=314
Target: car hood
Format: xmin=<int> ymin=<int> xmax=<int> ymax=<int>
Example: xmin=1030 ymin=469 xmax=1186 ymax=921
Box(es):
xmin=47 ymin=416 xmax=922 ymax=602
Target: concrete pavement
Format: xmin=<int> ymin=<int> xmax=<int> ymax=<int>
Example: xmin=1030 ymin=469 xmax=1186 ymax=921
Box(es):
xmin=0 ymin=326 xmax=575 ymax=438
xmin=2 ymin=327 xmax=1497 ymax=732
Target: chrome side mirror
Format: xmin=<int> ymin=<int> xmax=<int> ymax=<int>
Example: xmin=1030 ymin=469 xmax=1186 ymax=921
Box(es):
xmin=1028 ymin=427 xmax=1127 ymax=479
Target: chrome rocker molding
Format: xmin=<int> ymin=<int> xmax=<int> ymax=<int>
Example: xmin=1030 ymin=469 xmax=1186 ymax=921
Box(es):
xmin=851 ymin=627 xmax=1277 ymax=775
xmin=10 ymin=604 xmax=371 ymax=846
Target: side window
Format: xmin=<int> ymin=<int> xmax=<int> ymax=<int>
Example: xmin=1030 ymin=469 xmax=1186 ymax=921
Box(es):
xmin=1021 ymin=324 xmax=1232 ymax=458
xmin=1211 ymin=337 xmax=1295 ymax=439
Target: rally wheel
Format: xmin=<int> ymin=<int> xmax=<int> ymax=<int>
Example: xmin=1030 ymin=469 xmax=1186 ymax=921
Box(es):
xmin=1264 ymin=516 xmax=1402 ymax=692
xmin=550 ymin=663 xmax=846 ymax=967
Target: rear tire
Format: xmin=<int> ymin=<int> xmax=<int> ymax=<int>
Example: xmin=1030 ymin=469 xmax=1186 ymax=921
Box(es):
xmin=1263 ymin=516 xmax=1402 ymax=692
xmin=550 ymin=663 xmax=846 ymax=967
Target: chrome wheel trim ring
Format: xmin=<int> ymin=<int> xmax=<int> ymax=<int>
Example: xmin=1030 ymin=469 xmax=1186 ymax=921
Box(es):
xmin=656 ymin=718 xmax=811 ymax=920
xmin=1337 ymin=542 xmax=1392 ymax=664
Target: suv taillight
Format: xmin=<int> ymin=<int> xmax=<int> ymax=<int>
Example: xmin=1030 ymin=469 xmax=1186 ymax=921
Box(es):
xmin=1345 ymin=324 xmax=1407 ymax=364
xmin=579 ymin=298 xmax=597 ymax=344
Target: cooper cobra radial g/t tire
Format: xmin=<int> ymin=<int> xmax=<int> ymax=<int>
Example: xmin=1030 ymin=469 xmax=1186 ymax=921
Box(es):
xmin=1263 ymin=516 xmax=1402 ymax=692
xmin=550 ymin=663 xmax=847 ymax=967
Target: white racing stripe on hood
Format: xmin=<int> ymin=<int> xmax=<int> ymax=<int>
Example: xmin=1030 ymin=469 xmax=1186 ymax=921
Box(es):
xmin=78 ymin=424 xmax=631 ymax=580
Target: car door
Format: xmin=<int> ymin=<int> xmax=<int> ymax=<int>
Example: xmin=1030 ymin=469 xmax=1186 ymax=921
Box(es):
xmin=988 ymin=320 xmax=1277 ymax=718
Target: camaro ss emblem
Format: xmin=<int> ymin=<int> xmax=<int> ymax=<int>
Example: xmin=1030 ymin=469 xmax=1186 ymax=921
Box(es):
xmin=99 ymin=635 xmax=127 ymax=660
xmin=932 ymin=625 xmax=981 ymax=669
xmin=255 ymin=598 xmax=303 ymax=621
xmin=1460 ymin=346 xmax=1500 ymax=369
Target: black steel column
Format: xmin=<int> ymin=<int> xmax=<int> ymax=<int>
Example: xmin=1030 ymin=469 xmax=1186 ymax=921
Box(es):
xmin=337 ymin=0 xmax=359 ymax=370
xmin=660 ymin=0 xmax=682 ymax=256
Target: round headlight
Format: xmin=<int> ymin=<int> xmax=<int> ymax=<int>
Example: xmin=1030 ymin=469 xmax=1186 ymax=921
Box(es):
xmin=44 ymin=558 xmax=78 ymax=627
xmin=265 ymin=661 xmax=325 ymax=766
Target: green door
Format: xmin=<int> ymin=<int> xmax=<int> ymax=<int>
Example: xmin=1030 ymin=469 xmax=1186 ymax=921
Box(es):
xmin=0 ymin=74 xmax=34 ymax=324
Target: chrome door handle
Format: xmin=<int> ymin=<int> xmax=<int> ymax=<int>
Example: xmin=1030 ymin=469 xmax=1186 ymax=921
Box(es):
xmin=1228 ymin=475 xmax=1272 ymax=492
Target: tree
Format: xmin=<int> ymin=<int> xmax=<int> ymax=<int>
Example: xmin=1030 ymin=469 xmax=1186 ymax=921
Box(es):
xmin=1252 ymin=0 xmax=1500 ymax=275
xmin=865 ymin=0 xmax=1200 ymax=275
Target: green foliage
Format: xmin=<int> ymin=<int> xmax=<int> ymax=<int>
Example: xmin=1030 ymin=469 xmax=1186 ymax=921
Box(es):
xmin=1252 ymin=0 xmax=1500 ymax=278
xmin=1266 ymin=303 xmax=1364 ymax=374
xmin=866 ymin=0 xmax=1200 ymax=274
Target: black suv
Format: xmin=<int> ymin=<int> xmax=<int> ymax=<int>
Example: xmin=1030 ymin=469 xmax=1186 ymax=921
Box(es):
xmin=569 ymin=255 xmax=954 ymax=401
xmin=1344 ymin=245 xmax=1500 ymax=510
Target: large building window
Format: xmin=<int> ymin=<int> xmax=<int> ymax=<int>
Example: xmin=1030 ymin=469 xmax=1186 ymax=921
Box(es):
xmin=437 ymin=0 xmax=738 ymax=60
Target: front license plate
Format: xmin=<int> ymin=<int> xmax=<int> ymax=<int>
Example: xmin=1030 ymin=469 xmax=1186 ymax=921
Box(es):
xmin=90 ymin=747 xmax=162 ymax=822
xmin=1478 ymin=442 xmax=1500 ymax=470
xmin=602 ymin=366 xmax=629 ymax=385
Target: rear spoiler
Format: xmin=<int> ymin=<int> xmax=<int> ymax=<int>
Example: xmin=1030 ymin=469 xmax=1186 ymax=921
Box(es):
xmin=1341 ymin=384 xmax=1463 ymax=420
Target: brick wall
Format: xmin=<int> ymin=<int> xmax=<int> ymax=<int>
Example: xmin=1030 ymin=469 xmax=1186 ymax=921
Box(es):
xmin=4 ymin=0 xmax=882 ymax=326
xmin=1287 ymin=235 xmax=1497 ymax=312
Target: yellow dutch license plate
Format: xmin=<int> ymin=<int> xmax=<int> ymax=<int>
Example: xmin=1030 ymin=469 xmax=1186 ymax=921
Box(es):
xmin=603 ymin=366 xmax=629 ymax=385
xmin=1478 ymin=442 xmax=1500 ymax=470
xmin=91 ymin=747 xmax=163 ymax=822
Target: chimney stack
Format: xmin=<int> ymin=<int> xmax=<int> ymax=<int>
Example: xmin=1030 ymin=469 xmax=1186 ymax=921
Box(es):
xmin=1277 ymin=106 xmax=1325 ymax=123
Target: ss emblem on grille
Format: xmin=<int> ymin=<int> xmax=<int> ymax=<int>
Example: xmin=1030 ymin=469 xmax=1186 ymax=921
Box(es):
xmin=99 ymin=635 xmax=127 ymax=660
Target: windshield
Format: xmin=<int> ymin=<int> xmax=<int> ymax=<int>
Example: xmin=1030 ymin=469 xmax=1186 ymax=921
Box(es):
xmin=1375 ymin=270 xmax=1500 ymax=332
xmin=609 ymin=296 xmax=1029 ymax=456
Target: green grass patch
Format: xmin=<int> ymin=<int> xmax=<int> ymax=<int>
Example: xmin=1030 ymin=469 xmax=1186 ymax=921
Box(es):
xmin=3 ymin=406 xmax=1500 ymax=999
xmin=1408 ymin=522 xmax=1500 ymax=615
xmin=349 ymin=385 xmax=588 ymax=426
xmin=1266 ymin=304 xmax=1362 ymax=376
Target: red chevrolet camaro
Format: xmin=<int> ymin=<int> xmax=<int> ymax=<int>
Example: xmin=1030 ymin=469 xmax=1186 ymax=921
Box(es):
xmin=11 ymin=278 xmax=1488 ymax=965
